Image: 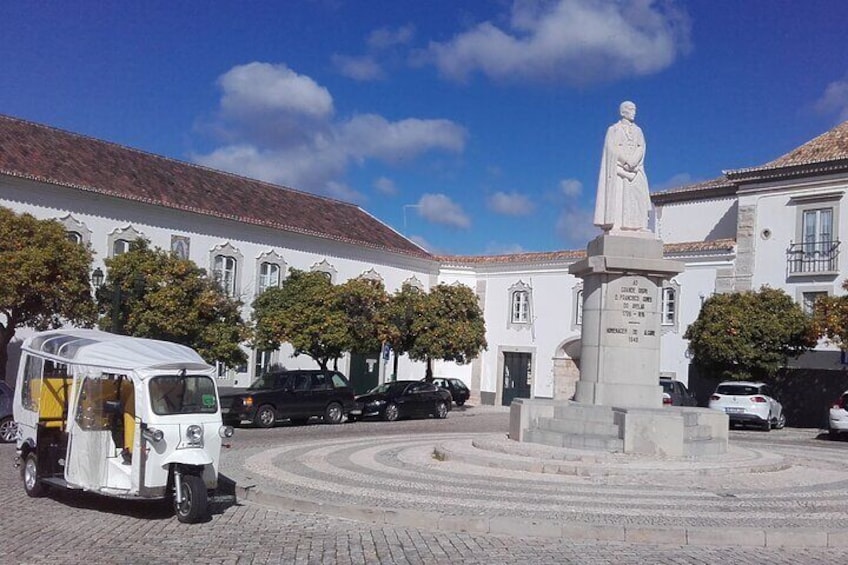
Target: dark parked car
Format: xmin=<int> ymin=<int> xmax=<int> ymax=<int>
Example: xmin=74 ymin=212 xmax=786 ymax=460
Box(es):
xmin=431 ymin=377 xmax=470 ymax=406
xmin=351 ymin=380 xmax=451 ymax=421
xmin=660 ymin=377 xmax=697 ymax=406
xmin=0 ymin=381 xmax=16 ymax=443
xmin=219 ymin=370 xmax=356 ymax=427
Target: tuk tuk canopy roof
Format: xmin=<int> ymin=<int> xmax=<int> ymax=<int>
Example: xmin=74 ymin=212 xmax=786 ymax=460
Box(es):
xmin=22 ymin=329 xmax=212 ymax=373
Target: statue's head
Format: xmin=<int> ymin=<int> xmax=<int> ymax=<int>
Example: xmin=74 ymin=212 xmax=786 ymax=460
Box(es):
xmin=619 ymin=101 xmax=636 ymax=121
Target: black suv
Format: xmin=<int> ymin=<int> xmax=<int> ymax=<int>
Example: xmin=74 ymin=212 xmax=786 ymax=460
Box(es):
xmin=220 ymin=370 xmax=356 ymax=427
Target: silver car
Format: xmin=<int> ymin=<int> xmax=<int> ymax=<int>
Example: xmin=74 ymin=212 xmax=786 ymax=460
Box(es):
xmin=708 ymin=381 xmax=785 ymax=431
xmin=0 ymin=381 xmax=17 ymax=443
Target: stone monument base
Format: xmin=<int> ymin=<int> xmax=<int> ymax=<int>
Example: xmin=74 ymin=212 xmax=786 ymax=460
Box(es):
xmin=509 ymin=398 xmax=728 ymax=458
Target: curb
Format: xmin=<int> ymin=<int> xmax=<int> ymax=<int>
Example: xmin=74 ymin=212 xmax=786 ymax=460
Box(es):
xmin=235 ymin=484 xmax=848 ymax=548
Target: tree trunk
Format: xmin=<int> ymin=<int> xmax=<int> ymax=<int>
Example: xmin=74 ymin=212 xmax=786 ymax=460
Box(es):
xmin=425 ymin=357 xmax=433 ymax=382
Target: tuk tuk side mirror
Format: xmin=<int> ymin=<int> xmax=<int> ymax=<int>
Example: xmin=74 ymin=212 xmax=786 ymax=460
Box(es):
xmin=103 ymin=400 xmax=123 ymax=414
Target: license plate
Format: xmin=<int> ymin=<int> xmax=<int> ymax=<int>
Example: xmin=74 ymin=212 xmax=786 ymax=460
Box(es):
xmin=725 ymin=407 xmax=743 ymax=414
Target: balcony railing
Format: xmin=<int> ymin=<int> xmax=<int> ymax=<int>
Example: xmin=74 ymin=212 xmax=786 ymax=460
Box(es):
xmin=787 ymin=240 xmax=840 ymax=275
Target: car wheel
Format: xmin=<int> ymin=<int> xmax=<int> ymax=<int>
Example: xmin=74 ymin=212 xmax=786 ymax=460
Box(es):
xmin=22 ymin=452 xmax=47 ymax=498
xmin=455 ymin=400 xmax=465 ymax=407
xmin=324 ymin=402 xmax=344 ymax=425
xmin=435 ymin=400 xmax=448 ymax=419
xmin=0 ymin=416 xmax=17 ymax=443
xmin=173 ymin=472 xmax=208 ymax=524
xmin=775 ymin=412 xmax=786 ymax=429
xmin=253 ymin=405 xmax=276 ymax=428
xmin=762 ymin=415 xmax=772 ymax=432
xmin=830 ymin=427 xmax=839 ymax=439
xmin=383 ymin=403 xmax=399 ymax=422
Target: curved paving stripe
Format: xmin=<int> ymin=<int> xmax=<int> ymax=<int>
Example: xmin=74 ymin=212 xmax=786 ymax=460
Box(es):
xmin=236 ymin=432 xmax=848 ymax=546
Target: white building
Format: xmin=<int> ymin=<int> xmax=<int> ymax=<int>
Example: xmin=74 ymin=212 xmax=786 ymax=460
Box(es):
xmin=3 ymin=113 xmax=846 ymax=407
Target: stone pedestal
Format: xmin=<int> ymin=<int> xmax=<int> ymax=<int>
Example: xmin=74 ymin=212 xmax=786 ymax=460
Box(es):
xmin=569 ymin=234 xmax=683 ymax=409
xmin=510 ymin=232 xmax=728 ymax=458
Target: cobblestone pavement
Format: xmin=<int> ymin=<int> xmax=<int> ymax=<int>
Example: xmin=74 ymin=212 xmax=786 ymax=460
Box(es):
xmin=3 ymin=406 xmax=848 ymax=564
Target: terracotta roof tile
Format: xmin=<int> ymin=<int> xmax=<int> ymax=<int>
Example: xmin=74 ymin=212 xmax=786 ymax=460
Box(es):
xmin=727 ymin=120 xmax=848 ymax=178
xmin=438 ymin=239 xmax=735 ymax=265
xmin=0 ymin=114 xmax=432 ymax=259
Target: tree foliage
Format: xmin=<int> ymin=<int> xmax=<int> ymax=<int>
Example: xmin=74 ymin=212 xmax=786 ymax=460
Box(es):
xmin=98 ymin=240 xmax=249 ymax=367
xmin=408 ymin=283 xmax=487 ymax=380
xmin=683 ymin=287 xmax=815 ymax=381
xmin=810 ymin=279 xmax=848 ymax=352
xmin=381 ymin=283 xmax=425 ymax=358
xmin=252 ymin=269 xmax=348 ymax=371
xmin=0 ymin=207 xmax=97 ymax=379
xmin=335 ymin=278 xmax=388 ymax=354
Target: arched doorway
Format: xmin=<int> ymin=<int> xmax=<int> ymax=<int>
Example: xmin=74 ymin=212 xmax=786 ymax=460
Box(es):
xmin=552 ymin=338 xmax=581 ymax=400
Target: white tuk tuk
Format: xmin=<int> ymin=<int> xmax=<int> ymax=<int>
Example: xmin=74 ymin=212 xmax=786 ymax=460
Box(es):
xmin=13 ymin=329 xmax=234 ymax=523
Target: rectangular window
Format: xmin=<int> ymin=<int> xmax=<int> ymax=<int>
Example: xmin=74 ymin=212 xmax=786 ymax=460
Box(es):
xmin=254 ymin=350 xmax=273 ymax=377
xmin=802 ymin=291 xmax=827 ymax=315
xmin=214 ymin=255 xmax=238 ymax=296
xmin=258 ymin=262 xmax=281 ymax=293
xmin=113 ymin=238 xmax=131 ymax=256
xmin=512 ymin=291 xmax=529 ymax=323
xmin=575 ymin=290 xmax=583 ymax=326
xmin=803 ymin=208 xmax=833 ymax=254
xmin=661 ymin=287 xmax=676 ymax=326
xmin=22 ymin=355 xmax=44 ymax=411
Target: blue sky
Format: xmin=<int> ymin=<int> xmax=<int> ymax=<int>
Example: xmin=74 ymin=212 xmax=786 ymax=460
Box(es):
xmin=3 ymin=1 xmax=848 ymax=256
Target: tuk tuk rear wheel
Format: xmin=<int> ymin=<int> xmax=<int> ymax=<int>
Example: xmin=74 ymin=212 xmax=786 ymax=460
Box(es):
xmin=23 ymin=452 xmax=47 ymax=498
xmin=174 ymin=473 xmax=208 ymax=524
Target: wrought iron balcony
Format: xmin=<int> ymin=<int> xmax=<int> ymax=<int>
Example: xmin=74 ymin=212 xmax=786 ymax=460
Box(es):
xmin=787 ymin=240 xmax=840 ymax=275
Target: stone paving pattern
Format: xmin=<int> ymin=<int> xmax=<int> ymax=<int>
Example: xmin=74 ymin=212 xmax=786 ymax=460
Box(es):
xmin=4 ymin=406 xmax=848 ymax=563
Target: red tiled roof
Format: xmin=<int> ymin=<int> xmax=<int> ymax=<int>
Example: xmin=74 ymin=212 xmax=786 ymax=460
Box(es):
xmin=0 ymin=114 xmax=432 ymax=259
xmin=439 ymin=239 xmax=735 ymax=265
xmin=650 ymin=176 xmax=737 ymax=204
xmin=727 ymin=120 xmax=848 ymax=178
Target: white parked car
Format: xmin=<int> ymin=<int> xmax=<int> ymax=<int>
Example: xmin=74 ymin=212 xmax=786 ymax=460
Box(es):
xmin=828 ymin=391 xmax=848 ymax=438
xmin=708 ymin=381 xmax=785 ymax=431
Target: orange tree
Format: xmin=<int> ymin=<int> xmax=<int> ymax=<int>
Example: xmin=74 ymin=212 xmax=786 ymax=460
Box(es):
xmin=98 ymin=240 xmax=249 ymax=368
xmin=684 ymin=286 xmax=815 ymax=381
xmin=0 ymin=207 xmax=96 ymax=380
xmin=408 ymin=283 xmax=487 ymax=381
xmin=811 ymin=279 xmax=848 ymax=353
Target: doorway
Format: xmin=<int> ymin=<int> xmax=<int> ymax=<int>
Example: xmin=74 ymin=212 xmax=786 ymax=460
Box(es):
xmin=502 ymin=351 xmax=532 ymax=406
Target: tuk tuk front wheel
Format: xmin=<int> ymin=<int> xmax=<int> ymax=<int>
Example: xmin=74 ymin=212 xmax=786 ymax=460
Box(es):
xmin=22 ymin=452 xmax=47 ymax=498
xmin=174 ymin=473 xmax=208 ymax=524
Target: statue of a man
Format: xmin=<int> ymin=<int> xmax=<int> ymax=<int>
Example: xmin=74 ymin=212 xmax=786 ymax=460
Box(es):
xmin=593 ymin=101 xmax=651 ymax=233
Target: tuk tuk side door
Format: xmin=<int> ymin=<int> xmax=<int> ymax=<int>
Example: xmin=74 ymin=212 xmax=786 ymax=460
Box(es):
xmin=65 ymin=370 xmax=131 ymax=492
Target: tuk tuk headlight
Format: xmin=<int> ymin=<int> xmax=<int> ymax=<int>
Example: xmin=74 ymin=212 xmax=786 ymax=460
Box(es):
xmin=219 ymin=425 xmax=234 ymax=439
xmin=186 ymin=424 xmax=204 ymax=446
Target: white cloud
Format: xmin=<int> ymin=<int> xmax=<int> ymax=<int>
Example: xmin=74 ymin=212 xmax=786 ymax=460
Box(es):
xmin=814 ymin=79 xmax=848 ymax=122
xmin=487 ymin=191 xmax=534 ymax=215
xmin=194 ymin=62 xmax=466 ymax=202
xmin=560 ymin=178 xmax=583 ymax=198
xmin=332 ymin=54 xmax=384 ymax=81
xmin=374 ymin=176 xmax=398 ymax=195
xmin=417 ymin=193 xmax=471 ymax=229
xmin=368 ymin=24 xmax=416 ymax=49
xmin=556 ymin=206 xmax=598 ymax=248
xmin=425 ymin=0 xmax=690 ymax=85
xmin=218 ymin=62 xmax=333 ymax=119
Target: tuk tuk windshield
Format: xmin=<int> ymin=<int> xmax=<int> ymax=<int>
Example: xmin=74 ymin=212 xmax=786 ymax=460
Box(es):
xmin=149 ymin=375 xmax=218 ymax=415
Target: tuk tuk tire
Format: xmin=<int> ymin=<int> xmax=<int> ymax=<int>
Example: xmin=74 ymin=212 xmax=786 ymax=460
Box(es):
xmin=174 ymin=473 xmax=208 ymax=524
xmin=253 ymin=405 xmax=276 ymax=428
xmin=23 ymin=452 xmax=47 ymax=498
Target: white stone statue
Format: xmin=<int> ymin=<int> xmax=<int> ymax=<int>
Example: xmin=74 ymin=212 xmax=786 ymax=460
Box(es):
xmin=593 ymin=101 xmax=651 ymax=233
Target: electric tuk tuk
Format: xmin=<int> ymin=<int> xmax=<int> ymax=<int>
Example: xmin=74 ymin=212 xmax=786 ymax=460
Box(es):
xmin=13 ymin=329 xmax=234 ymax=523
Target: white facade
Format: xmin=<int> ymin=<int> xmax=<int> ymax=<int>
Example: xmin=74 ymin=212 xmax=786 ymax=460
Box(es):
xmin=9 ymin=116 xmax=848 ymax=405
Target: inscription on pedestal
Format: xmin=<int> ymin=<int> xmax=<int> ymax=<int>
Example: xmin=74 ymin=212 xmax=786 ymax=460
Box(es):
xmin=603 ymin=276 xmax=658 ymax=348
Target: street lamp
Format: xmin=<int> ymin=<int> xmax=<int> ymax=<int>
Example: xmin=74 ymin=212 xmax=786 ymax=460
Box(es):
xmin=91 ymin=267 xmax=104 ymax=288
